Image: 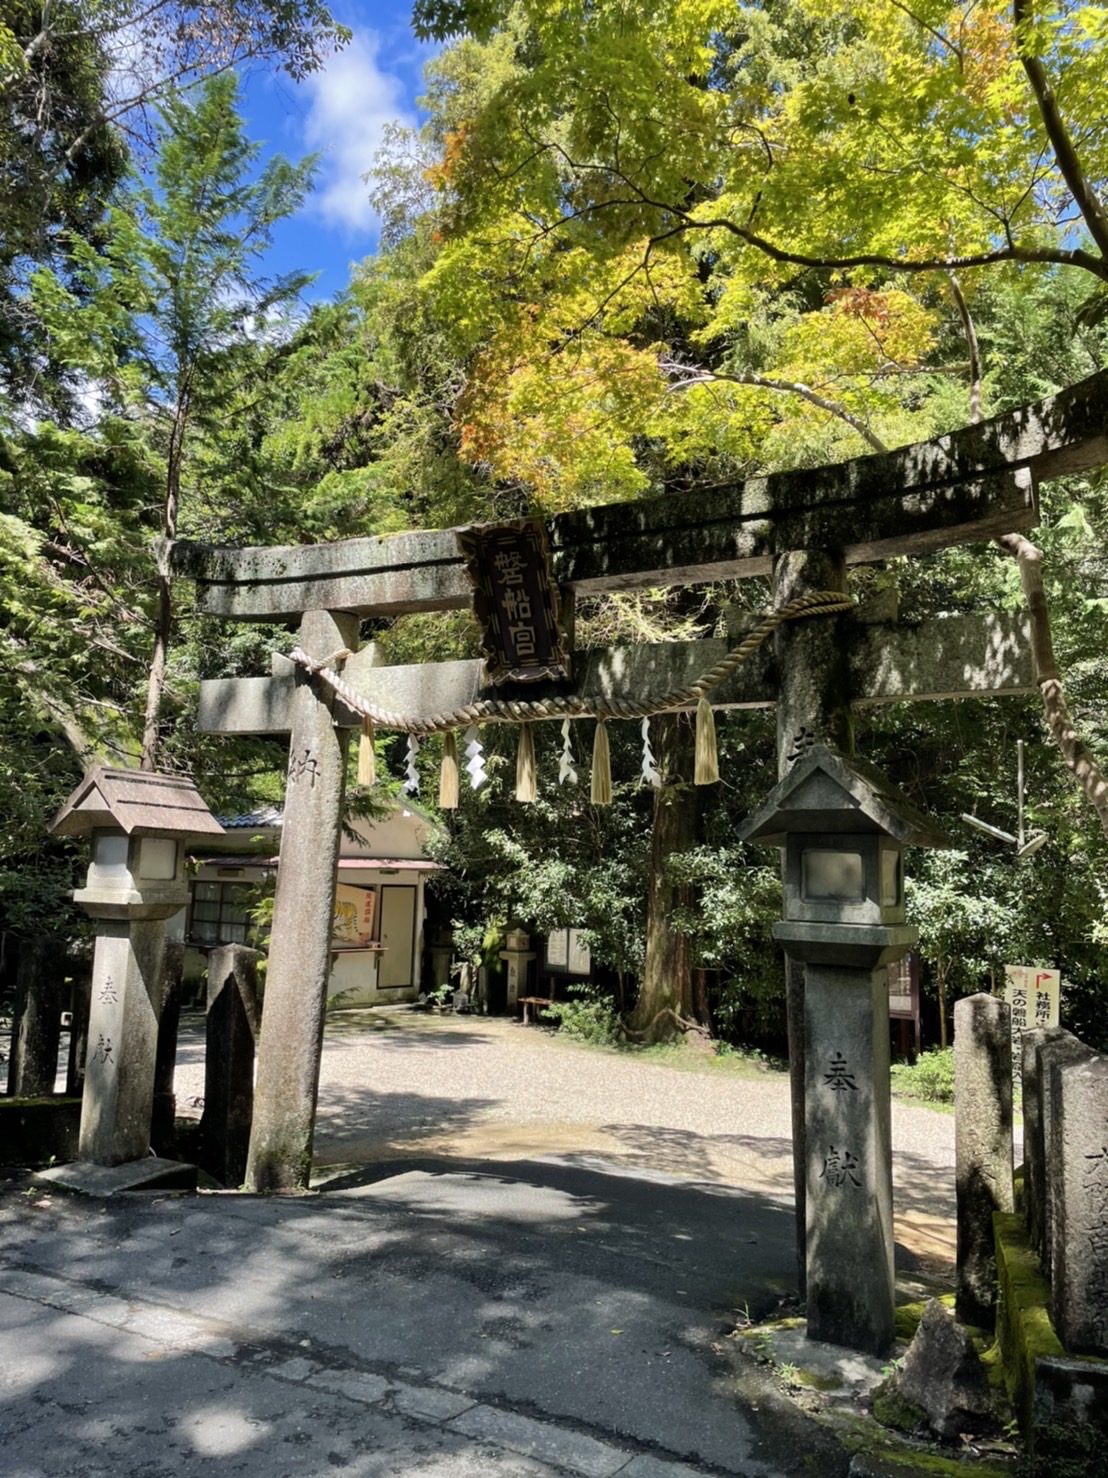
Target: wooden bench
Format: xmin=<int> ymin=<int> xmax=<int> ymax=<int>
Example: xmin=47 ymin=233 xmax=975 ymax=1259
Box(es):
xmin=517 ymin=994 xmax=554 ymax=1025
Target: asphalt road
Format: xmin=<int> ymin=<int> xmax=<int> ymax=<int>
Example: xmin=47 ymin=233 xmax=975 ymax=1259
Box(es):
xmin=1 ymin=1009 xmax=963 ymax=1477
xmin=1 ymin=1155 xmax=805 ymax=1477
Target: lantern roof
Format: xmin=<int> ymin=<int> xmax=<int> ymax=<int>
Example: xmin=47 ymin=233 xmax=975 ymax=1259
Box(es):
xmin=738 ymin=745 xmax=950 ymax=848
xmin=50 ymin=767 xmax=225 ymax=840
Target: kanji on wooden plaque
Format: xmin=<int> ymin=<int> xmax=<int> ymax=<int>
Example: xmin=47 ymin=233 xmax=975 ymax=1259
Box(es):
xmin=456 ymin=518 xmax=571 ymax=685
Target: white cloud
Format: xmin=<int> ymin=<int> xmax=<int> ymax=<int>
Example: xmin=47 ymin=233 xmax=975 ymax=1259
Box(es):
xmin=302 ymin=32 xmax=415 ymax=235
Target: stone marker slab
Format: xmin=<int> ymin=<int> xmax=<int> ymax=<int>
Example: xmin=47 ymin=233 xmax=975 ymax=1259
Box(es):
xmin=6 ymin=934 xmax=67 ymax=1097
xmin=1038 ymin=1031 xmax=1096 ymax=1278
xmin=1049 ymin=1054 xmax=1108 ymax=1356
xmin=955 ymin=993 xmax=1014 ymax=1328
xmin=1021 ymin=1025 xmax=1065 ymax=1254
xmin=199 ymin=943 xmax=259 ymax=1187
xmin=152 ymin=937 xmax=185 ymax=1155
xmin=448 ymin=1404 xmax=630 ymax=1478
xmin=304 ymin=1368 xmax=392 ymax=1405
xmin=35 ymin=1156 xmax=198 ymax=1195
xmin=391 ymin=1383 xmax=477 ymax=1423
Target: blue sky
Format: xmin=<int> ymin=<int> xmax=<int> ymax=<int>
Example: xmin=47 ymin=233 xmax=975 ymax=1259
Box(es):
xmin=239 ymin=1 xmax=437 ymax=303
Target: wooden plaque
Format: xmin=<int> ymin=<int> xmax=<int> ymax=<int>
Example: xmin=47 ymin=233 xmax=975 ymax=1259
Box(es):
xmin=457 ymin=519 xmax=571 ymax=685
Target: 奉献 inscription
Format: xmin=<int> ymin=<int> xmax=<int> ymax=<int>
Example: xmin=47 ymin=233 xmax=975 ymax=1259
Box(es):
xmin=821 ymin=1146 xmax=862 ymax=1188
xmin=824 ymin=1053 xmax=858 ymax=1092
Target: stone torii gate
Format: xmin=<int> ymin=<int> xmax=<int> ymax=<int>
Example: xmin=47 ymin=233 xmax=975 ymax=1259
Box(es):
xmin=173 ymin=372 xmax=1106 ymax=1307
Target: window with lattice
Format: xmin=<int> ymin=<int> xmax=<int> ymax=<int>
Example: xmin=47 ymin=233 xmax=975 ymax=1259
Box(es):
xmin=189 ymin=881 xmax=252 ymax=945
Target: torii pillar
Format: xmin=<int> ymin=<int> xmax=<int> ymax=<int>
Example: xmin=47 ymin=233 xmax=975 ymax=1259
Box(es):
xmin=245 ymin=610 xmax=358 ymax=1191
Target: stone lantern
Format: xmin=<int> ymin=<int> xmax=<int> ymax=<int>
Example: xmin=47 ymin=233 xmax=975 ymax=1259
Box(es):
xmin=739 ymin=745 xmax=948 ymax=1355
xmin=50 ymin=768 xmax=223 ymax=1169
xmin=499 ymin=927 xmax=536 ymax=1009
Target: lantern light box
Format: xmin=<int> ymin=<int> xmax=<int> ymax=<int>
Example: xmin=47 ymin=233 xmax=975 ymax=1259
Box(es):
xmin=738 ymin=745 xmax=948 ymax=966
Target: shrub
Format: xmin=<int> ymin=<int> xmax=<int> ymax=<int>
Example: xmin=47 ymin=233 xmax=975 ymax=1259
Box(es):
xmin=545 ymin=985 xmax=621 ymax=1046
xmin=890 ymin=1047 xmax=955 ymax=1104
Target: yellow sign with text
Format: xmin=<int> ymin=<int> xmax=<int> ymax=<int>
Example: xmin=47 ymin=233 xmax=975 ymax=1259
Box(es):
xmin=1004 ymin=965 xmax=1061 ymax=1065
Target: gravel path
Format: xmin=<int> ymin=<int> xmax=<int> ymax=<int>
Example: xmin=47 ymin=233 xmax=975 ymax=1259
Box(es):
xmin=174 ymin=1007 xmax=964 ymax=1266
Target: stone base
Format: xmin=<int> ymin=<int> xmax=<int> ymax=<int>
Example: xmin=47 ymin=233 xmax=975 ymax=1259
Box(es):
xmin=34 ymin=1157 xmax=198 ymax=1196
xmin=0 ymin=1097 xmax=81 ymax=1166
xmin=1031 ymin=1355 xmax=1108 ymax=1473
xmin=994 ymin=1211 xmax=1108 ymax=1473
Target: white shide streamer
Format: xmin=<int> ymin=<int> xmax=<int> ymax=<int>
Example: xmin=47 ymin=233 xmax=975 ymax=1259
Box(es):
xmin=641 ymin=718 xmax=661 ymax=788
xmin=464 ymin=724 xmax=487 ymax=790
xmin=403 ymin=734 xmax=421 ymax=795
xmin=558 ymin=718 xmax=578 ymax=786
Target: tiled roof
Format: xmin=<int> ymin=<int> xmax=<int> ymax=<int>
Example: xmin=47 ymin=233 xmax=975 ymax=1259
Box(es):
xmin=217 ymin=808 xmax=283 ymax=829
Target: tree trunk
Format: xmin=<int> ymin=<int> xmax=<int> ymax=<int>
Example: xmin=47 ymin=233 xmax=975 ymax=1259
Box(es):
xmin=938 ymin=964 xmax=949 ymax=1050
xmin=140 ymin=568 xmax=172 ymax=771
xmin=995 ymin=533 xmax=1108 ymax=842
xmin=141 ymin=392 xmax=188 ymax=772
xmin=6 ymin=935 xmax=67 ymax=1097
xmin=626 ymin=713 xmax=705 ymax=1043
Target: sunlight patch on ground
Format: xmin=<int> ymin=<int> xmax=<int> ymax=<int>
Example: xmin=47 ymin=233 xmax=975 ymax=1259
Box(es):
xmin=183 ymin=1404 xmax=269 ymax=1456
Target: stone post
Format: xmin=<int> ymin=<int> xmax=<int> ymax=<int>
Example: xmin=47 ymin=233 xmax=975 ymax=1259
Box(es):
xmin=954 ymin=993 xmax=1014 ymax=1328
xmin=1050 ymin=1054 xmax=1108 ymax=1356
xmin=499 ymin=929 xmax=536 ymax=1010
xmin=1021 ymin=1024 xmax=1065 ymax=1254
xmin=151 ymin=937 xmax=185 ymax=1154
xmin=6 ymin=934 xmax=67 ymax=1097
xmin=1038 ymin=1032 xmax=1096 ymax=1277
xmin=426 ymin=926 xmax=453 ymax=993
xmin=245 ymin=609 xmax=358 ymax=1192
xmin=65 ymin=967 xmax=91 ymax=1099
xmin=79 ymin=918 xmax=166 ymax=1165
xmin=804 ymin=962 xmax=895 ymax=1354
xmin=773 ymin=548 xmax=852 ymax=1298
xmin=199 ymin=944 xmax=260 ymax=1187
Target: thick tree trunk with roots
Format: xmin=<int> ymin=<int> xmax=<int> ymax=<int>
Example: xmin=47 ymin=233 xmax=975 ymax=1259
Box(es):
xmin=625 ymin=713 xmax=708 ymax=1045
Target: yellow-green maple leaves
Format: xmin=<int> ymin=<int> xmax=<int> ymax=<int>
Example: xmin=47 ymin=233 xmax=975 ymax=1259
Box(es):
xmin=410 ymin=0 xmax=1108 ymax=503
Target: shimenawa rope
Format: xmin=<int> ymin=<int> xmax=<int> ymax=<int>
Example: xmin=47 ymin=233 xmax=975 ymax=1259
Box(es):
xmin=287 ymin=589 xmax=853 ymax=737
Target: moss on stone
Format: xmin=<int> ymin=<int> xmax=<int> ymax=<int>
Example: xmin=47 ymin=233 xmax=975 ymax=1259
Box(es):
xmin=993 ymin=1211 xmax=1065 ymax=1436
xmin=764 ymin=1314 xmax=807 ymax=1331
xmin=973 ymin=1334 xmax=1012 ymax=1398
xmin=871 ymin=1377 xmax=929 ymax=1435
xmin=855 ymin=1447 xmax=1012 ymax=1476
xmin=895 ymin=1294 xmax=956 ymax=1343
xmin=795 ymin=1368 xmax=843 ymax=1391
xmin=1019 ymin=1415 xmax=1106 ymax=1478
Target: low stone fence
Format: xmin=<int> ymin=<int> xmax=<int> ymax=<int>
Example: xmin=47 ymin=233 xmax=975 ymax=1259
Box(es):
xmin=1021 ymin=1025 xmax=1107 ymax=1355
xmin=954 ymin=995 xmax=1107 ymax=1472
